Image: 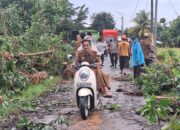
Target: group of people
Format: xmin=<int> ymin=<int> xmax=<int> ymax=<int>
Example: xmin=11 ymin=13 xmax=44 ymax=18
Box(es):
xmin=64 ymin=32 xmax=155 ymax=98
xmin=96 ymin=35 xmax=130 ymax=75
xmin=96 ymin=33 xmax=155 ymax=78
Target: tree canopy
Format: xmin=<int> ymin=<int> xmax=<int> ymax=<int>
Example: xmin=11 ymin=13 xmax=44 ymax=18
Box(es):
xmin=124 ymin=10 xmax=151 ymax=38
xmin=160 ymin=17 xmax=180 ymax=47
xmin=0 ymin=0 xmax=89 ymax=36
xmin=91 ymin=12 xmax=115 ymax=32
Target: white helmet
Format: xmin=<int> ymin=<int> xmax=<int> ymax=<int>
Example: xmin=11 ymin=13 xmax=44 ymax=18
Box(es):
xmin=97 ymin=52 xmax=102 ymax=56
xmin=84 ymin=35 xmax=92 ymax=41
xmin=144 ymin=33 xmax=149 ymax=37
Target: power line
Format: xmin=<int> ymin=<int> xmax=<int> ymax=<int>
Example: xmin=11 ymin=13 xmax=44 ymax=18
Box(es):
xmin=130 ymin=0 xmax=141 ymax=20
xmin=169 ymin=0 xmax=179 ymax=16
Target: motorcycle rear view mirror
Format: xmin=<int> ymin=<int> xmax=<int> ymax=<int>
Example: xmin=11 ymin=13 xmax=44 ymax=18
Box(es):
xmin=67 ymin=54 xmax=73 ymax=59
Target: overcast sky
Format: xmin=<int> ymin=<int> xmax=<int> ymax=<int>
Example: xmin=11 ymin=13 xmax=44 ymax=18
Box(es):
xmin=70 ymin=0 xmax=180 ymax=29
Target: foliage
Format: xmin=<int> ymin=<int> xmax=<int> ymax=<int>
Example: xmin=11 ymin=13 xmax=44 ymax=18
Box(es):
xmin=0 ymin=0 xmax=89 ymax=35
xmin=125 ymin=10 xmax=151 ymax=38
xmin=160 ymin=18 xmax=166 ymax=25
xmin=0 ymin=77 xmax=60 ymax=118
xmin=17 ymin=116 xmax=54 ymax=130
xmin=105 ymin=103 xmax=121 ymax=111
xmin=133 ymin=10 xmax=151 ymax=38
xmin=135 ymin=49 xmax=180 ymax=96
xmin=91 ymin=12 xmax=115 ymax=32
xmin=161 ymin=114 xmax=180 ymax=130
xmin=140 ymin=95 xmax=171 ymax=124
xmin=157 ymin=48 xmax=180 ymax=63
xmin=160 ymin=17 xmax=180 ymax=47
xmin=135 ymin=63 xmax=172 ymax=95
xmin=125 ymin=10 xmax=180 ymax=48
xmin=17 ymin=115 xmax=69 ymax=130
xmin=0 ymin=0 xmax=83 ymax=94
xmin=0 ymin=4 xmax=24 ymax=35
xmin=73 ymin=4 xmax=89 ymax=30
xmin=0 ymin=53 xmax=29 ymax=95
xmin=136 ymin=49 xmax=179 ymax=127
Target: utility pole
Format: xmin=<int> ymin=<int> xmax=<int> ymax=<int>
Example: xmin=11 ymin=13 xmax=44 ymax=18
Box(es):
xmin=115 ymin=12 xmax=124 ymax=34
xmin=151 ymin=0 xmax=154 ymax=32
xmin=121 ymin=15 xmax=124 ymax=34
xmin=154 ymin=0 xmax=158 ymax=48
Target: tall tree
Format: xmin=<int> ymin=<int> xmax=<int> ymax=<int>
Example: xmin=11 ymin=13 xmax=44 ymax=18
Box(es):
xmin=160 ymin=17 xmax=180 ymax=47
xmin=73 ymin=4 xmax=89 ymax=30
xmin=160 ymin=18 xmax=166 ymax=27
xmin=91 ymin=12 xmax=115 ymax=32
xmin=133 ymin=10 xmax=151 ymax=37
xmin=0 ymin=0 xmax=89 ymax=35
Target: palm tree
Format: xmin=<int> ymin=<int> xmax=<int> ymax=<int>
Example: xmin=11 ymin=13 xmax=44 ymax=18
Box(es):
xmin=160 ymin=18 xmax=166 ymax=28
xmin=133 ymin=10 xmax=151 ymax=38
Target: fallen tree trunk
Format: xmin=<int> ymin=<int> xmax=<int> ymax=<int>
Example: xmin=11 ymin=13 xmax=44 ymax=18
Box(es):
xmin=18 ymin=50 xmax=54 ymax=57
xmin=156 ymin=96 xmax=179 ymax=104
xmin=116 ymin=85 xmax=143 ymax=96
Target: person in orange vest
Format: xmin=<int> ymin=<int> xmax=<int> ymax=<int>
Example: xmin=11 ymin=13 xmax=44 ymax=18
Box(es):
xmin=118 ymin=35 xmax=131 ymax=74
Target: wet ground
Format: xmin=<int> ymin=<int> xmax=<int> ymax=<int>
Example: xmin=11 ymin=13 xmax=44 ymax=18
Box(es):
xmin=0 ymin=56 xmax=159 ymax=130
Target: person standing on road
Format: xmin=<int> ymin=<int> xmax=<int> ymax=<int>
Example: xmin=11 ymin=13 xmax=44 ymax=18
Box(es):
xmin=131 ymin=37 xmax=145 ymax=78
xmin=109 ymin=39 xmax=118 ymax=68
xmin=140 ymin=33 xmax=155 ymax=66
xmin=118 ymin=35 xmax=130 ymax=74
xmin=74 ymin=34 xmax=82 ymax=51
xmin=96 ymin=37 xmax=106 ymax=66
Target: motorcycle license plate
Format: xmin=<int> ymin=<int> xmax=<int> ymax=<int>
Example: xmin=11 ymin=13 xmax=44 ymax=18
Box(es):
xmin=77 ymin=82 xmax=92 ymax=87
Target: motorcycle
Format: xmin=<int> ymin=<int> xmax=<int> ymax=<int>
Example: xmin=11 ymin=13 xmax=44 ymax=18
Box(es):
xmin=74 ymin=62 xmax=100 ymax=120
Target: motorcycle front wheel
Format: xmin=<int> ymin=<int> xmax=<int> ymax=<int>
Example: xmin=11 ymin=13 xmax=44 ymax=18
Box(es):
xmin=79 ymin=96 xmax=89 ymax=120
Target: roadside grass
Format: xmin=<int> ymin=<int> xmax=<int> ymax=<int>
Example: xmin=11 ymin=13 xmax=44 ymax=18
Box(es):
xmin=157 ymin=48 xmax=180 ymax=63
xmin=157 ymin=48 xmax=180 ymax=57
xmin=0 ymin=76 xmax=61 ymax=120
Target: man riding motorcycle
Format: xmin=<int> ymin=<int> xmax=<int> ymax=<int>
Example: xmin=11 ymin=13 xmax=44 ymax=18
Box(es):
xmin=64 ymin=39 xmax=112 ymax=98
xmin=63 ymin=40 xmax=112 ymax=98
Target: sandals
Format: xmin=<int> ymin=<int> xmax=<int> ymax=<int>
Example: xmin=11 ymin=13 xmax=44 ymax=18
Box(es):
xmin=103 ymin=95 xmax=112 ymax=98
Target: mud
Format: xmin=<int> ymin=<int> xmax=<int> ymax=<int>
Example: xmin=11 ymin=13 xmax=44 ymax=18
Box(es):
xmin=0 ymin=56 xmax=159 ymax=130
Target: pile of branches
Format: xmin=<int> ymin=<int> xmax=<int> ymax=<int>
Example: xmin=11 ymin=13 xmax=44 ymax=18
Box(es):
xmin=0 ymin=50 xmax=57 ymax=95
xmin=22 ymin=70 xmax=48 ymax=84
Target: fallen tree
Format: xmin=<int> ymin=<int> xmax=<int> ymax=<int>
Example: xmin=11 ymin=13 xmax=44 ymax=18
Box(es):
xmin=17 ymin=50 xmax=54 ymax=57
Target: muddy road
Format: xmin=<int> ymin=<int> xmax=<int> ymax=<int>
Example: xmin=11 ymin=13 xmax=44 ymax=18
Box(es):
xmin=0 ymin=56 xmax=158 ymax=130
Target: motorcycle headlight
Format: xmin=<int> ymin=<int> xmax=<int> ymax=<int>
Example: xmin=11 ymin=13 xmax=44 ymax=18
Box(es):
xmin=79 ymin=69 xmax=90 ymax=81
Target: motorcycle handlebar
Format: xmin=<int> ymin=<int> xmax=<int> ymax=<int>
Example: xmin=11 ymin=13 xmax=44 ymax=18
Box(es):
xmin=74 ymin=63 xmax=97 ymax=70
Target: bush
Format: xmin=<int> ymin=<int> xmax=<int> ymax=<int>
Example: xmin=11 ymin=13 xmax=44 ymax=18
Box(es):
xmin=135 ymin=63 xmax=179 ymax=96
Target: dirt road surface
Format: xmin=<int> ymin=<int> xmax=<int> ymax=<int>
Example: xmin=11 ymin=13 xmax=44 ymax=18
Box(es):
xmin=0 ymin=56 xmax=158 ymax=130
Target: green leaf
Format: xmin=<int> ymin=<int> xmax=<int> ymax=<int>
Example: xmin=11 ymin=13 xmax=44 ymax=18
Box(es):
xmin=159 ymin=99 xmax=171 ymax=107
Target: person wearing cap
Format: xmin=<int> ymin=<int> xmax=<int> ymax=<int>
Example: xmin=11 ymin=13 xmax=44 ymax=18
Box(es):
xmin=140 ymin=33 xmax=155 ymax=66
xmin=118 ymin=35 xmax=131 ymax=74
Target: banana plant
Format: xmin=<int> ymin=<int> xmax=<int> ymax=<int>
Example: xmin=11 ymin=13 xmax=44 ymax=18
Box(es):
xmin=140 ymin=95 xmax=172 ymax=126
